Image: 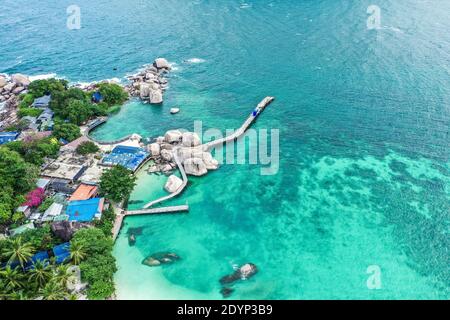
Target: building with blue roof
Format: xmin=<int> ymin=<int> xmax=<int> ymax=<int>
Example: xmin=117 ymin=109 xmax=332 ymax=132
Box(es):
xmin=66 ymin=198 xmax=104 ymax=222
xmin=32 ymin=95 xmax=51 ymax=108
xmin=0 ymin=132 xmax=19 ymax=145
xmin=101 ymin=145 xmax=149 ymax=171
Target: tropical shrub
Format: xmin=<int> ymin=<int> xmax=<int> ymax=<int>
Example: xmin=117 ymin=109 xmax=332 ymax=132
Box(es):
xmin=76 ymin=141 xmax=99 ymax=155
xmin=100 ymin=165 xmax=137 ymax=203
xmin=52 ymin=122 xmax=81 ymax=142
xmin=97 ymin=83 xmax=128 ymax=106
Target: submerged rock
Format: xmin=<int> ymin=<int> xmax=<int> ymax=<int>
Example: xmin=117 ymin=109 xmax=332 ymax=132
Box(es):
xmin=128 ymin=233 xmax=136 ymax=246
xmin=220 ymin=287 xmax=234 ymax=299
xmin=220 ymin=263 xmax=258 ymax=285
xmin=142 ymin=252 xmax=180 ymax=267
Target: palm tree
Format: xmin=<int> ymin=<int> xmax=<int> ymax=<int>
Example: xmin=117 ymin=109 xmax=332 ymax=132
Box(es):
xmin=69 ymin=242 xmax=86 ymax=265
xmin=2 ymin=237 xmax=35 ymax=268
xmin=0 ymin=265 xmax=24 ymax=292
xmin=39 ymin=280 xmax=67 ymax=300
xmin=28 ymin=260 xmax=52 ymax=289
xmin=54 ymin=264 xmax=71 ymax=288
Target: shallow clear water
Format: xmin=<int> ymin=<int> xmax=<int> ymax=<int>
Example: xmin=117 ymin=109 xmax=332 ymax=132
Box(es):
xmin=1 ymin=0 xmax=449 ymax=299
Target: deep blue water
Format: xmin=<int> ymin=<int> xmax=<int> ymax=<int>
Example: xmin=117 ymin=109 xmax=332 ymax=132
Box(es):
xmin=1 ymin=0 xmax=449 ymax=299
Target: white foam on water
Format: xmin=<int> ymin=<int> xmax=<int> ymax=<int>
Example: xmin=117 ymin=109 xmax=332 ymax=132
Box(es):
xmin=29 ymin=73 xmax=57 ymax=81
xmin=185 ymin=58 xmax=206 ymax=64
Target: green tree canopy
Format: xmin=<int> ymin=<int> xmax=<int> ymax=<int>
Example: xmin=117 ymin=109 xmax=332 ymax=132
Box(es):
xmin=76 ymin=141 xmax=99 ymax=155
xmin=100 ymin=165 xmax=137 ymax=203
xmin=97 ymin=83 xmax=128 ymax=106
xmin=52 ymin=122 xmax=81 ymax=142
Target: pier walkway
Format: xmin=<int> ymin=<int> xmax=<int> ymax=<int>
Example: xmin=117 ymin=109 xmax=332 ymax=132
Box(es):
xmin=112 ymin=204 xmax=189 ymax=241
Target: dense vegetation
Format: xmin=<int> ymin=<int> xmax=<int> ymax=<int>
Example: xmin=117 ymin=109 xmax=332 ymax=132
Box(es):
xmin=70 ymin=227 xmax=116 ymax=299
xmin=76 ymin=141 xmax=99 ymax=155
xmin=6 ymin=137 xmax=60 ymax=166
xmin=100 ymin=165 xmax=137 ymax=203
xmin=52 ymin=122 xmax=81 ymax=142
xmin=0 ymin=228 xmax=76 ymax=300
xmin=0 ymin=147 xmax=39 ymax=227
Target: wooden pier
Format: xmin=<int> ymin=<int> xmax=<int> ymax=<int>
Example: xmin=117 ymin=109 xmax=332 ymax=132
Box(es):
xmin=112 ymin=204 xmax=189 ymax=241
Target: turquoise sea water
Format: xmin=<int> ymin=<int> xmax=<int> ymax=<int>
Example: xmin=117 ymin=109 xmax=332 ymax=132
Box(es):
xmin=1 ymin=1 xmax=449 ymax=299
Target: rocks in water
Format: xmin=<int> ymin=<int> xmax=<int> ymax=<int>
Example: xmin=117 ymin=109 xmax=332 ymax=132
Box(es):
xmin=220 ymin=263 xmax=258 ymax=285
xmin=181 ymin=132 xmax=201 ymax=147
xmin=153 ymin=58 xmax=171 ymax=70
xmin=164 ymin=175 xmax=183 ymax=193
xmin=126 ymin=58 xmax=169 ymax=104
xmin=142 ymin=252 xmax=180 ymax=267
xmin=11 ymin=73 xmax=30 ymax=87
xmin=183 ymin=157 xmax=208 ymax=176
xmin=164 ymin=130 xmax=183 ymax=143
xmin=170 ymin=107 xmax=180 ymax=114
xmin=220 ymin=287 xmax=234 ymax=299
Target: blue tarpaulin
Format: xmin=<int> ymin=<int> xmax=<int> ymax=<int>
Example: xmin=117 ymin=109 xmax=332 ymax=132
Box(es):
xmin=66 ymin=198 xmax=104 ymax=222
xmin=0 ymin=132 xmax=19 ymax=145
xmin=53 ymin=242 xmax=71 ymax=264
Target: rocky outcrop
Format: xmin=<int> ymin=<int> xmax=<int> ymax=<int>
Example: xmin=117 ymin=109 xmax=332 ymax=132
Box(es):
xmin=142 ymin=252 xmax=180 ymax=267
xmin=126 ymin=58 xmax=170 ymax=104
xmin=164 ymin=175 xmax=183 ymax=193
xmin=0 ymin=76 xmax=6 ymax=88
xmin=220 ymin=263 xmax=258 ymax=285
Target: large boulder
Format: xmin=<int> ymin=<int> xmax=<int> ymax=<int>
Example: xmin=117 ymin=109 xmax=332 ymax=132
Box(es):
xmin=3 ymin=82 xmax=15 ymax=93
xmin=12 ymin=86 xmax=24 ymax=94
xmin=161 ymin=149 xmax=173 ymax=162
xmin=139 ymin=83 xmax=150 ymax=99
xmin=153 ymin=58 xmax=171 ymax=70
xmin=183 ymin=157 xmax=208 ymax=176
xmin=164 ymin=130 xmax=182 ymax=143
xmin=0 ymin=76 xmax=6 ymax=88
xmin=170 ymin=107 xmax=180 ymax=114
xmin=149 ymin=143 xmax=160 ymax=156
xmin=11 ymin=74 xmax=30 ymax=87
xmin=182 ymin=132 xmax=201 ymax=147
xmin=164 ymin=175 xmax=183 ymax=193
xmin=51 ymin=221 xmax=84 ymax=242
xmin=149 ymin=89 xmax=163 ymax=104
